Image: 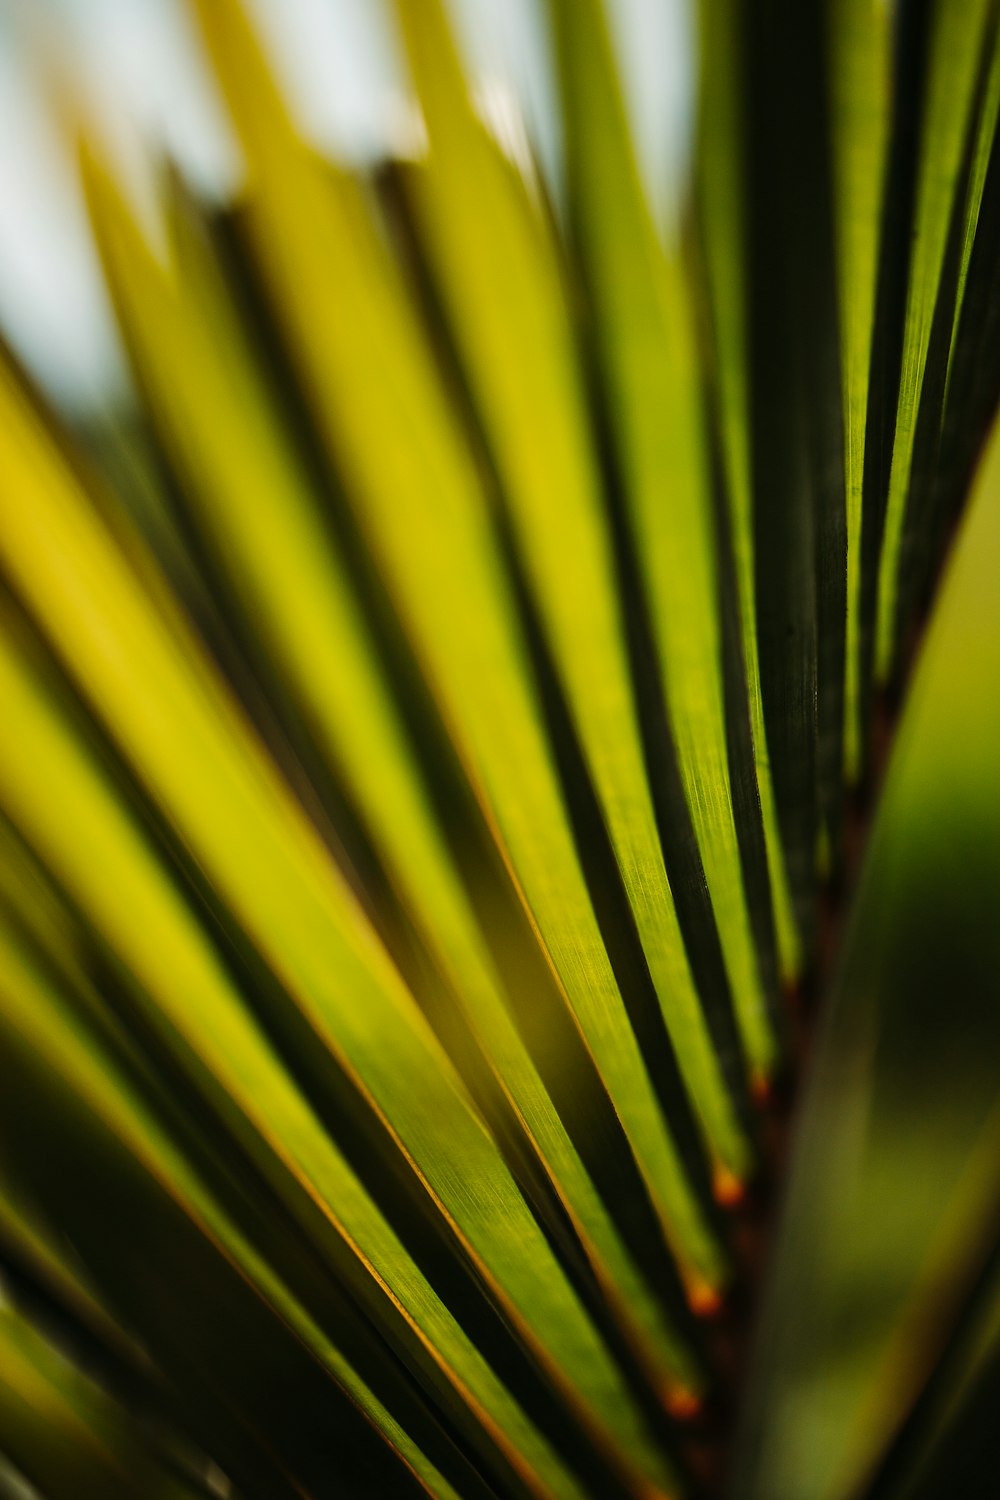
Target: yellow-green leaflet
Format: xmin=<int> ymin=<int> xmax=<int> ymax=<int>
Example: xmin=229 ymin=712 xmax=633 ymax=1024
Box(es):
xmin=731 ymin=401 xmax=1000 ymax=1500
xmin=0 ymin=1194 xmax=120 ymax=1369
xmin=0 ymin=1305 xmax=170 ymax=1500
xmin=692 ymin=0 xmax=801 ymax=981
xmin=391 ymin=0 xmax=750 ymax=1174
xmin=827 ymin=0 xmax=892 ymax=781
xmin=81 ymin=138 xmax=700 ymax=1402
xmin=0 ymin=353 xmax=680 ymax=1492
xmin=545 ymin=0 xmax=775 ymax=1081
xmin=875 ymin=0 xmax=995 ymax=678
xmin=0 ymin=908 xmax=462 ymax=1500
xmin=944 ymin=18 xmax=1000 ymax=408
xmin=188 ymin=0 xmax=733 ymax=1269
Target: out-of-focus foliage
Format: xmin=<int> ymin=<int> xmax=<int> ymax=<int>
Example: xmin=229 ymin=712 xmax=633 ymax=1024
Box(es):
xmin=0 ymin=1 xmax=999 ymax=1497
xmin=736 ymin=419 xmax=1000 ymax=1500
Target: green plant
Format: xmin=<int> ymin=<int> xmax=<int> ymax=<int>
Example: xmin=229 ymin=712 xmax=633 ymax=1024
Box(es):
xmin=1 ymin=1 xmax=1000 ymax=1496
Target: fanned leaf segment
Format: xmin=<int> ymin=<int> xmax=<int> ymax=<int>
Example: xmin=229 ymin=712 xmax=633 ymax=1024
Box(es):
xmin=1 ymin=2 xmax=999 ymax=1497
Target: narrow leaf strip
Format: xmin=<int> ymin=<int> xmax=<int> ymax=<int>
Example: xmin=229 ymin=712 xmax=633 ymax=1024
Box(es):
xmin=393 ymin=0 xmax=755 ymax=1151
xmin=187 ymin=0 xmax=731 ymax=1288
xmin=0 ymin=359 xmax=678 ymax=1493
xmin=875 ymin=0 xmax=995 ymax=680
xmin=82 ymin=142 xmax=702 ymax=1407
xmin=547 ymin=0 xmax=783 ymax=1082
xmin=0 ymin=913 xmax=462 ymax=1500
xmin=827 ymin=0 xmax=892 ymax=781
xmin=0 ymin=1305 xmax=185 ymax=1500
xmin=891 ymin=8 xmax=1000 ymax=655
xmin=693 ymin=0 xmax=801 ymax=978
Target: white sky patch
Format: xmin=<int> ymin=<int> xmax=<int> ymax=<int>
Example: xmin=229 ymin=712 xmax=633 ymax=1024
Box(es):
xmin=606 ymin=0 xmax=695 ymax=230
xmin=0 ymin=30 xmax=124 ymax=404
xmin=242 ymin=0 xmax=406 ymax=162
xmin=0 ymin=0 xmax=694 ymax=409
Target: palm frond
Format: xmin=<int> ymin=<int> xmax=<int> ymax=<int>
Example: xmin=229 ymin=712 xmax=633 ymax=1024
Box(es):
xmin=1 ymin=2 xmax=999 ymax=1497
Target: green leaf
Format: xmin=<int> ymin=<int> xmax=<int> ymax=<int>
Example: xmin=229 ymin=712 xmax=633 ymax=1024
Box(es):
xmin=188 ymin=0 xmax=729 ymax=1305
xmin=82 ymin=133 xmax=704 ymax=1413
xmin=827 ymin=0 xmax=893 ymax=782
xmin=875 ymin=0 xmax=996 ymax=681
xmin=545 ymin=0 xmax=778 ymax=1106
xmin=0 ymin=325 xmax=678 ymax=1494
xmin=732 ymin=415 xmax=1000 ymax=1500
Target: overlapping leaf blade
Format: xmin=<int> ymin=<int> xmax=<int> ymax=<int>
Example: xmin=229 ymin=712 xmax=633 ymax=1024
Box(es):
xmin=0 ymin=2 xmax=999 ymax=1498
